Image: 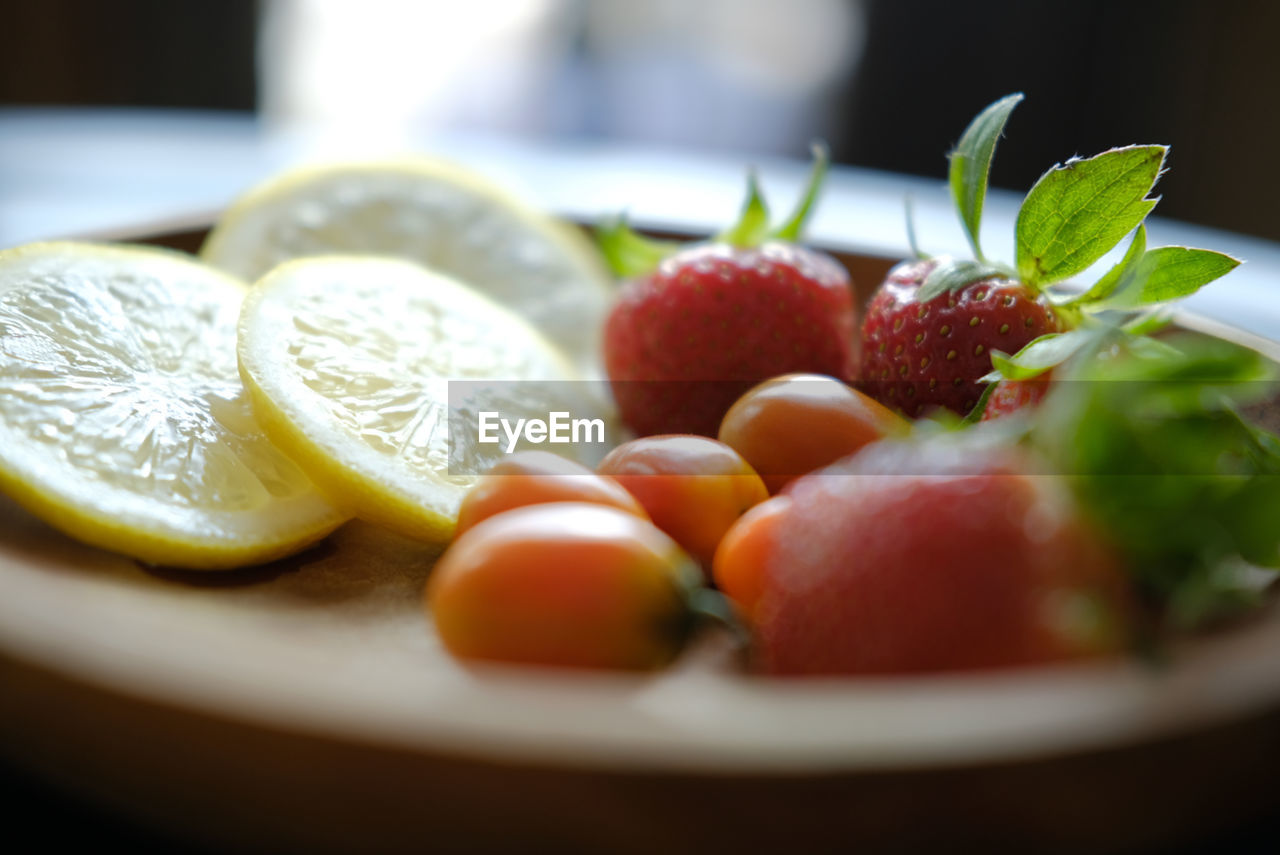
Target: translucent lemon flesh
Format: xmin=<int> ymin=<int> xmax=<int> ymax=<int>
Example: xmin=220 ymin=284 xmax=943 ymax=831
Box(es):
xmin=237 ymin=256 xmax=615 ymax=543
xmin=202 ymin=159 xmax=612 ymax=368
xmin=0 ymin=243 xmax=348 ymax=569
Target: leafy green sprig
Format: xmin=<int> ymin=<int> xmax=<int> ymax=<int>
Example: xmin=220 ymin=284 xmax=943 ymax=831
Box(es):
xmin=915 ymin=94 xmax=1241 ymax=347
xmin=1023 ymin=332 xmax=1280 ymax=628
xmin=906 ymin=323 xmax=1280 ymax=633
xmin=933 ymin=97 xmax=1279 ymax=632
xmin=595 ymin=143 xmax=832 ymax=278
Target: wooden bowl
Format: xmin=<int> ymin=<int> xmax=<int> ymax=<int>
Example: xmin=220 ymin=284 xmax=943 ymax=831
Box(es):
xmin=1 ymin=222 xmax=1278 ymax=853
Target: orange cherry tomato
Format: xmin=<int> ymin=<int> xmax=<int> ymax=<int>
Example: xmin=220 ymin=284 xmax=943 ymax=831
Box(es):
xmin=718 ymin=373 xmax=905 ymax=493
xmin=455 ymin=450 xmax=648 ymax=536
xmin=712 ymin=495 xmax=792 ymax=624
xmin=427 ymin=503 xmax=700 ymax=670
xmin=597 ymin=435 xmax=768 ymax=568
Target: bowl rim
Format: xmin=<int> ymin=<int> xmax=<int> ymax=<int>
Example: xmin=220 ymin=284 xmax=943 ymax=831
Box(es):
xmin=1 ymin=216 xmax=1278 ymax=777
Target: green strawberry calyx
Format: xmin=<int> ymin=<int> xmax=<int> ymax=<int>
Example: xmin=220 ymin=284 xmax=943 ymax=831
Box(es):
xmin=949 ymin=92 xmax=1023 ymax=264
xmin=595 ymin=142 xmax=831 ymax=279
xmin=915 ymin=94 xmax=1240 ymax=319
xmin=1024 ymin=330 xmax=1280 ymax=631
xmin=913 ymin=94 xmax=1244 ymax=394
xmin=953 ymin=326 xmax=1280 ymax=633
xmin=980 ymin=308 xmax=1174 ymax=388
xmin=918 ymin=96 xmax=1276 ymax=645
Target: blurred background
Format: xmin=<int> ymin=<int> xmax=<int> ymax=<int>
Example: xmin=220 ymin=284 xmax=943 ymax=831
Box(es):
xmin=3 ymin=0 xmax=1280 ymax=248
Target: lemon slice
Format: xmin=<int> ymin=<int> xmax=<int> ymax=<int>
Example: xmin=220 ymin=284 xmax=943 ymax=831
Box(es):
xmin=238 ymin=256 xmax=615 ymax=543
xmin=202 ymin=159 xmax=612 ymax=368
xmin=0 ymin=242 xmax=348 ymax=569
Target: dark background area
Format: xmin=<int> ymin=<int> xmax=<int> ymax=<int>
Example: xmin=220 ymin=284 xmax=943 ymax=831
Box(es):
xmin=0 ymin=0 xmax=258 ymax=110
xmin=841 ymin=0 xmax=1280 ymax=243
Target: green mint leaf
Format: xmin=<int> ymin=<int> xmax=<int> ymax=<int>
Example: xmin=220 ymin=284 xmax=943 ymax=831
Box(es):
xmin=594 ymin=215 xmax=684 ymax=278
xmin=1016 ymin=145 xmax=1167 ymax=288
xmin=904 ymin=195 xmax=927 ymax=260
xmin=1062 ymin=225 xmax=1147 ymax=307
xmin=771 ymin=141 xmax=829 ymax=242
xmin=1123 ymin=333 xmax=1184 ymax=363
xmin=989 ymin=328 xmax=1095 ymax=380
xmin=1030 ymin=332 xmax=1280 ymax=630
xmin=916 ymin=257 xmax=1010 ymax=303
xmin=1094 ymin=246 xmax=1241 ymax=310
xmin=949 ymin=93 xmax=1023 ymax=263
xmin=717 ymin=171 xmax=771 ymax=247
xmin=1121 ymin=309 xmax=1174 ymax=336
xmin=1071 ymin=332 xmax=1274 ymax=414
xmin=1164 ymin=560 xmax=1271 ymax=630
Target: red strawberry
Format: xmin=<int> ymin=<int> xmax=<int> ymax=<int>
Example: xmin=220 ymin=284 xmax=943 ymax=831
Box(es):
xmin=981 ymin=372 xmax=1053 ymax=421
xmin=720 ymin=439 xmax=1133 ymax=675
xmin=860 ymin=258 xmax=1061 ymax=417
xmin=599 ymin=146 xmax=858 ymax=437
xmin=604 ymin=242 xmax=857 ymax=436
xmin=869 ymin=95 xmax=1232 ymax=421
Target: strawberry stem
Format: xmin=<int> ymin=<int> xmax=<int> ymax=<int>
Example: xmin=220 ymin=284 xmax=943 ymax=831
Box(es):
xmin=596 ymin=143 xmax=833 ymax=277
xmin=595 ymin=214 xmax=685 ymax=278
xmin=771 ymin=141 xmax=830 ymax=243
xmin=716 ymin=171 xmax=772 ymax=248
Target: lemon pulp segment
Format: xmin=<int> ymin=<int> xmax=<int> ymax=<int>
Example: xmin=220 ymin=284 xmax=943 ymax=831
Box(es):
xmin=0 ymin=242 xmax=347 ymax=569
xmin=202 ymin=159 xmax=611 ymax=368
xmin=237 ymin=256 xmax=615 ymax=542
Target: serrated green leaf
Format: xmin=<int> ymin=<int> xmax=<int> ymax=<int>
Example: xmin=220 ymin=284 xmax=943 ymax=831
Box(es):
xmin=716 ymin=171 xmax=771 ymax=247
xmin=594 ymin=215 xmax=684 ymax=278
xmin=989 ymin=327 xmax=1095 ymax=380
xmin=772 ymin=141 xmax=829 ymax=242
xmin=949 ymin=93 xmax=1023 ymax=263
xmin=1094 ymin=246 xmax=1241 ymax=310
xmin=1063 ymin=225 xmax=1147 ymax=307
xmin=1016 ymin=145 xmax=1167 ymax=288
xmin=916 ymin=257 xmax=1010 ymax=302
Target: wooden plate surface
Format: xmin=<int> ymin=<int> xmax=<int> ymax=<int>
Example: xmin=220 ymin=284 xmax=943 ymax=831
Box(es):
xmin=1 ymin=224 xmax=1278 ymax=853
